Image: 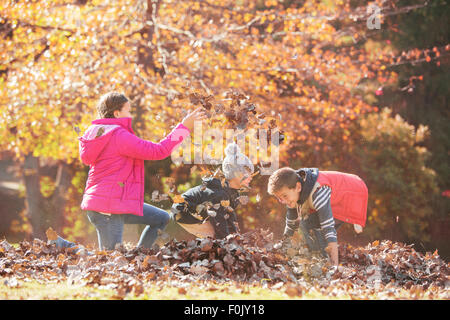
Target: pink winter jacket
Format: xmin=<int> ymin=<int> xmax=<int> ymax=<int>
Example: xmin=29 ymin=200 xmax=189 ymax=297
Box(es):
xmin=78 ymin=117 xmax=190 ymax=216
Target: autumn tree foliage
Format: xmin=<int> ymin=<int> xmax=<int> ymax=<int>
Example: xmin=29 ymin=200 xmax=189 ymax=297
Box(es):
xmin=0 ymin=0 xmax=447 ymax=249
xmin=354 ymin=108 xmax=438 ymax=243
xmin=371 ymin=0 xmax=450 ymax=231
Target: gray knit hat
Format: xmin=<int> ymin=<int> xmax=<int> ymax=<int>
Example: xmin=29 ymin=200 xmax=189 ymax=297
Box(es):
xmin=222 ymin=142 xmax=254 ymax=180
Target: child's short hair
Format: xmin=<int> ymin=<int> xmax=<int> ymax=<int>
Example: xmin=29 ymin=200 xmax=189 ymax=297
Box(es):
xmin=97 ymin=92 xmax=129 ymax=118
xmin=267 ymin=167 xmax=299 ymax=195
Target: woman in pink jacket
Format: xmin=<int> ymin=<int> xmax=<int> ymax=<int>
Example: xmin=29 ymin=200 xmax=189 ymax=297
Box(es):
xmin=77 ymin=91 xmax=206 ymax=250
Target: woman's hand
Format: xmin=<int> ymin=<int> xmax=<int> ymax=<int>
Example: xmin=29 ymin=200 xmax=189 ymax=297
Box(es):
xmin=181 ymin=107 xmax=208 ymax=131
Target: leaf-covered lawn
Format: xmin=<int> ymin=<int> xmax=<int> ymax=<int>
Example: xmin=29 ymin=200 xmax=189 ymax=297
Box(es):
xmin=1 ymin=278 xmax=445 ymax=300
xmin=1 ymin=229 xmax=448 ymax=300
xmin=0 ymin=279 xmax=309 ymax=300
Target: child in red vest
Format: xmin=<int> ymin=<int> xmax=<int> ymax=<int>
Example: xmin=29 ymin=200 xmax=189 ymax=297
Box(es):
xmin=267 ymin=167 xmax=368 ymax=266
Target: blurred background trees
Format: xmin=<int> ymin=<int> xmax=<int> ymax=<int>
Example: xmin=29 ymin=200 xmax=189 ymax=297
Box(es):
xmin=0 ymin=0 xmax=448 ymax=257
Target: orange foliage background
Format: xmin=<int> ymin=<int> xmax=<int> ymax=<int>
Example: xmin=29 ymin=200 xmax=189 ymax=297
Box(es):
xmin=0 ymin=0 xmax=448 ymax=256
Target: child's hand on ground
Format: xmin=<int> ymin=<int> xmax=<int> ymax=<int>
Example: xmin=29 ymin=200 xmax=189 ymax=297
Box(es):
xmin=181 ymin=107 xmax=208 ymax=131
xmin=274 ymin=235 xmax=291 ymax=249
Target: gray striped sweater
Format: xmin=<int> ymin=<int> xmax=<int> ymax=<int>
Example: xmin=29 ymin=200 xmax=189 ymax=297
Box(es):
xmin=284 ymin=185 xmax=337 ymax=243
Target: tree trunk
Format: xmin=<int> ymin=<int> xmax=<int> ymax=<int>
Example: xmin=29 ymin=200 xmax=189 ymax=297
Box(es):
xmin=22 ymin=155 xmax=73 ymax=240
xmin=23 ymin=154 xmax=46 ymax=240
xmin=137 ymin=0 xmax=163 ymax=76
xmin=52 ymin=161 xmax=72 ymax=234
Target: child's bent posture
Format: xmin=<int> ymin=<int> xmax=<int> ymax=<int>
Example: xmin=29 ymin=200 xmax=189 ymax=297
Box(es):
xmin=268 ymin=167 xmax=368 ymax=265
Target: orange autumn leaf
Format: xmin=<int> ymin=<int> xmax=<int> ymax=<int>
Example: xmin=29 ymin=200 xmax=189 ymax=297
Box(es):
xmin=220 ymin=200 xmax=230 ymax=207
xmin=172 ymin=194 xmax=186 ymax=204
xmin=45 ymin=227 xmax=58 ymax=241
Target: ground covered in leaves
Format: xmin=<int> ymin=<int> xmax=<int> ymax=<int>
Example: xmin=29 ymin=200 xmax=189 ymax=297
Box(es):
xmin=0 ymin=229 xmax=448 ymax=300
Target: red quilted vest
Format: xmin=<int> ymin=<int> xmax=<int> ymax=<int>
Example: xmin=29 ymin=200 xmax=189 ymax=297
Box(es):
xmin=316 ymin=171 xmax=368 ymax=227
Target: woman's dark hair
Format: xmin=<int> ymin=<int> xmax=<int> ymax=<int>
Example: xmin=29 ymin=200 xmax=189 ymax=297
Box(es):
xmin=97 ymin=92 xmax=129 ymax=118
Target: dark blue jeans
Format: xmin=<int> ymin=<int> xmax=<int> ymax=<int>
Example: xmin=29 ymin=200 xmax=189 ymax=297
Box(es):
xmin=86 ymin=203 xmax=170 ymax=250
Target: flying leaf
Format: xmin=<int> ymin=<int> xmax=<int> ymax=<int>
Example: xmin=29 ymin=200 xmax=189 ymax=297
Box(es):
xmin=220 ymin=200 xmax=230 ymax=207
xmin=172 ymin=194 xmax=185 ymax=203
xmin=236 ymin=195 xmax=249 ymax=205
xmin=95 ymin=127 xmax=105 ymax=138
xmin=45 ymin=227 xmax=58 ymax=241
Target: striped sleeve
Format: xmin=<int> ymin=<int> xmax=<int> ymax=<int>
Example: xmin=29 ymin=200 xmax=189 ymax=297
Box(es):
xmin=312 ymin=185 xmax=331 ymax=211
xmin=311 ymin=186 xmax=337 ymax=243
xmin=283 ymin=207 xmax=300 ymax=237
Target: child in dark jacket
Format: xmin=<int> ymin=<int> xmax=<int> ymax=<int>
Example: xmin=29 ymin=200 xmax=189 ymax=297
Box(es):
xmin=171 ymin=143 xmax=254 ymax=239
xmin=267 ymin=167 xmax=368 ymax=266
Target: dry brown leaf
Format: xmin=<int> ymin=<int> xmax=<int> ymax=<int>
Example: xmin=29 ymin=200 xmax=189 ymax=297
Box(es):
xmin=172 ymin=194 xmax=185 ymax=204
xmin=45 ymin=227 xmax=58 ymax=241
xmin=285 ymin=285 xmax=303 ymax=297
xmin=220 ymin=200 xmax=230 ymax=207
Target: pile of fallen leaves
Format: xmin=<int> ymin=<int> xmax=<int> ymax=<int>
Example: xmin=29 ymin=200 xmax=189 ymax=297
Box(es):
xmin=0 ymin=229 xmax=292 ymax=298
xmin=1 ymin=229 xmax=448 ymax=299
xmin=337 ymin=240 xmax=449 ymax=289
xmin=147 ymin=229 xmax=293 ymax=282
xmin=278 ymin=238 xmax=449 ymax=299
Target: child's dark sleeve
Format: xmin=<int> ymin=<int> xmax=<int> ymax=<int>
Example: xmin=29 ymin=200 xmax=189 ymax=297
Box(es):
xmin=283 ymin=207 xmax=300 ymax=237
xmin=228 ymin=211 xmax=240 ymax=234
xmin=170 ymin=186 xmax=204 ymax=223
xmin=312 ymin=185 xmax=337 ymax=243
xmin=209 ymin=193 xmax=240 ymax=239
xmin=209 ymin=211 xmax=231 ymax=239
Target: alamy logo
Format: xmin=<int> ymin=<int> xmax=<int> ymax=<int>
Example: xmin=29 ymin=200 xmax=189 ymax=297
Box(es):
xmin=367 ymin=4 xmax=381 ymax=30
xmin=171 ymin=121 xmax=280 ymax=175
